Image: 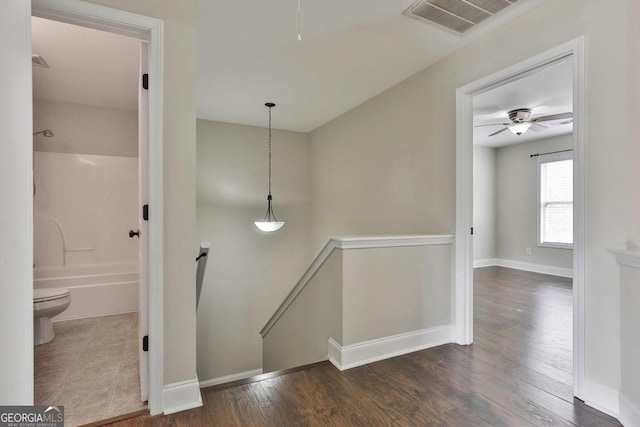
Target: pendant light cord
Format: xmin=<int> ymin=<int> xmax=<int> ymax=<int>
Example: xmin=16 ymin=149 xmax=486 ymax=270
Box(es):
xmin=268 ymin=105 xmax=272 ymax=196
xmin=297 ymin=0 xmax=302 ymax=41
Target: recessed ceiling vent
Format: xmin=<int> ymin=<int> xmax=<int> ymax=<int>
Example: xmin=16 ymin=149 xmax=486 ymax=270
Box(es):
xmin=404 ymin=0 xmax=519 ymax=35
xmin=32 ymin=54 xmax=50 ymax=68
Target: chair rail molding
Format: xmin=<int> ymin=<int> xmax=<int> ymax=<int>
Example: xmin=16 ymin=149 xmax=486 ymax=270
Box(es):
xmin=607 ymin=245 xmax=640 ymax=269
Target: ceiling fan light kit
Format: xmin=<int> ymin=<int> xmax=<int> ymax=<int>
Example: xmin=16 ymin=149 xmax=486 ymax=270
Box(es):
xmin=508 ymin=122 xmax=531 ymax=135
xmin=480 ymin=108 xmax=573 ymax=137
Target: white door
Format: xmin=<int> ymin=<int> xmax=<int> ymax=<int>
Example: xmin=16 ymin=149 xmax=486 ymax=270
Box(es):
xmin=137 ymin=41 xmax=150 ymax=402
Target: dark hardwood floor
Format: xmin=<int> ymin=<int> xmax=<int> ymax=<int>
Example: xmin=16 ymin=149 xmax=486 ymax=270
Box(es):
xmin=95 ymin=266 xmax=620 ymax=426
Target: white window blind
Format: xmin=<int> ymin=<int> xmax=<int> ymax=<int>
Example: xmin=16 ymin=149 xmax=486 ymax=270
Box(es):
xmin=538 ymin=153 xmax=573 ymax=247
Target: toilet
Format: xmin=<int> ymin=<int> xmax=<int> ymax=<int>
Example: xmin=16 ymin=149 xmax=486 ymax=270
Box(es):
xmin=33 ymin=288 xmax=71 ymax=345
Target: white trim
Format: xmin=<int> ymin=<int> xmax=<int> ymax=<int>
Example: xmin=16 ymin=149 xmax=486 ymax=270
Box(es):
xmin=1 ymin=0 xmax=35 ymax=404
xmin=32 ymin=0 xmax=166 ymax=415
xmin=473 ymin=258 xmax=499 ymax=268
xmin=571 ymin=36 xmax=587 ymax=401
xmin=455 ymin=85 xmax=474 ymax=346
xmin=475 ymin=258 xmax=573 ymax=278
xmin=260 ymin=235 xmax=454 ymax=337
xmin=199 ymin=369 xmax=263 ymax=389
xmin=333 ymin=234 xmax=454 ymax=249
xmin=456 ymin=37 xmax=585 ymax=399
xmin=607 ymin=246 xmax=640 ymax=269
xmin=31 ymin=0 xmax=156 ymax=39
xmin=162 ymin=378 xmax=203 ymax=415
xmin=328 ymin=325 xmax=454 ymax=371
xmin=619 ymin=393 xmax=640 ymax=427
xmin=583 ymin=378 xmax=620 ymax=419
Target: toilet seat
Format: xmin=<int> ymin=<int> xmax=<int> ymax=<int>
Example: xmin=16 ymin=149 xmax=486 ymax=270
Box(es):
xmin=34 ymin=288 xmax=70 ymax=303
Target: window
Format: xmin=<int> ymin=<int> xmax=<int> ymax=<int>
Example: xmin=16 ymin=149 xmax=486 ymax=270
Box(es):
xmin=538 ymin=151 xmax=573 ymax=248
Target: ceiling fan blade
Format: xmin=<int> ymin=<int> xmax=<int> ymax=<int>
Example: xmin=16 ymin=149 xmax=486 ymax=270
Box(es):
xmin=474 ymin=122 xmax=511 ymax=128
xmin=552 ymin=120 xmax=574 ymax=126
xmin=488 ymin=127 xmax=509 ymax=137
xmin=529 ymin=123 xmax=547 ymax=132
xmin=533 ymin=112 xmax=573 ymax=123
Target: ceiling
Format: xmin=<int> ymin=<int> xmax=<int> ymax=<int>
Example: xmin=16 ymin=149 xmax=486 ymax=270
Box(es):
xmin=473 ymin=57 xmax=573 ymax=148
xmin=197 ymin=0 xmax=546 ymax=132
xmin=31 ymin=1 xmax=548 ymax=131
xmin=31 ymin=17 xmax=139 ymax=110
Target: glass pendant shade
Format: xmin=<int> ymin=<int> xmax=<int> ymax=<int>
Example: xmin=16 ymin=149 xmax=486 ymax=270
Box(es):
xmin=255 ymin=103 xmax=285 ymax=232
xmin=508 ymin=122 xmax=531 ymax=135
xmin=255 ymin=195 xmax=285 ymax=232
xmin=255 ymin=220 xmax=285 ymax=232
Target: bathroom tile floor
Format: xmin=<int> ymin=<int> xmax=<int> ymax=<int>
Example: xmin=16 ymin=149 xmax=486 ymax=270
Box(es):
xmin=34 ymin=312 xmax=147 ymax=427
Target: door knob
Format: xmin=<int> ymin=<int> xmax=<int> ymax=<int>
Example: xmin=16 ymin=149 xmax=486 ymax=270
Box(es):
xmin=129 ymin=229 xmax=140 ymax=238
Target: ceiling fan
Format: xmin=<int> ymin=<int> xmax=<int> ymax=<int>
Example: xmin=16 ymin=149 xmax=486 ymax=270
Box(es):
xmin=476 ymin=108 xmax=573 ymax=137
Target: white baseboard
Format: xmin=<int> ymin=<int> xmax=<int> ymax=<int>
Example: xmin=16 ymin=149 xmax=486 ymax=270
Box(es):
xmin=199 ymin=368 xmax=263 ymax=389
xmin=583 ymin=378 xmax=619 ymax=419
xmin=163 ymin=378 xmax=203 ymax=415
xmin=619 ymin=393 xmax=640 ymax=427
xmin=474 ymin=258 xmax=499 ymax=268
xmin=473 ymin=258 xmax=573 ymax=278
xmin=328 ymin=325 xmax=453 ymax=371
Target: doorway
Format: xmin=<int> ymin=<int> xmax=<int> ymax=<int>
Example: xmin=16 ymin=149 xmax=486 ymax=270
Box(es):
xmin=32 ymin=15 xmax=145 ymax=425
xmin=455 ymin=38 xmax=586 ymax=399
xmin=31 ymin=0 xmax=165 ymax=416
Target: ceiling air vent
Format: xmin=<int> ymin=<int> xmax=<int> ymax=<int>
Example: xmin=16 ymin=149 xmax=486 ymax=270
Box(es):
xmin=32 ymin=54 xmax=50 ymax=68
xmin=404 ymin=0 xmax=519 ymax=35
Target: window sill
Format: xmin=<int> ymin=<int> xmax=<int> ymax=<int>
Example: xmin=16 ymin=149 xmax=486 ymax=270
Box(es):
xmin=538 ymin=243 xmax=573 ymax=250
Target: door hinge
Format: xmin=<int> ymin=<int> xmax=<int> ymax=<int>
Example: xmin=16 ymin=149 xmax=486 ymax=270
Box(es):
xmin=143 ymin=335 xmax=149 ymax=352
xmin=143 ymin=204 xmax=149 ymax=221
xmin=470 ymin=227 xmax=474 ymax=235
xmin=142 ymin=73 xmax=149 ymax=90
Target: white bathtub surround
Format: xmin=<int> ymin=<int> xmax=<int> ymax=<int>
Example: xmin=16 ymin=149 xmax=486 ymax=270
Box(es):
xmin=35 ymin=266 xmax=138 ymax=321
xmin=33 ymin=152 xmax=139 ymax=268
xmin=33 ymin=152 xmax=139 ymax=320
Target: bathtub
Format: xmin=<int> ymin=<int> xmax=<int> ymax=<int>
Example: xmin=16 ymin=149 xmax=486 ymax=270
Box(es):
xmin=34 ymin=264 xmax=139 ymax=321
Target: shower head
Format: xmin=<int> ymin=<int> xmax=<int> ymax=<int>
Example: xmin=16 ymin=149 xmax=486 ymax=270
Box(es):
xmin=33 ymin=129 xmax=54 ymax=137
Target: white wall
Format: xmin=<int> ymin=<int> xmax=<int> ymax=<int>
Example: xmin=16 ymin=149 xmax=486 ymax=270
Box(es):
xmin=309 ymin=92 xmax=455 ymax=252
xmin=0 ymin=0 xmax=34 ymax=405
xmin=495 ymin=135 xmax=573 ymax=269
xmin=473 ymin=146 xmax=496 ymax=261
xmin=309 ymin=0 xmax=629 ymax=394
xmin=33 ymin=100 xmax=138 ymax=157
xmin=196 ymin=120 xmax=312 ymax=382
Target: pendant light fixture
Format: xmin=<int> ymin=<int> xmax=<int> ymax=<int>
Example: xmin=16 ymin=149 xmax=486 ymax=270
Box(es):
xmin=254 ymin=103 xmax=285 ymax=232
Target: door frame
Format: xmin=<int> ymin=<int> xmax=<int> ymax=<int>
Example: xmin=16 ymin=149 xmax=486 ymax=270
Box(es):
xmin=32 ymin=0 xmax=165 ymax=414
xmin=454 ymin=37 xmax=586 ymax=399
